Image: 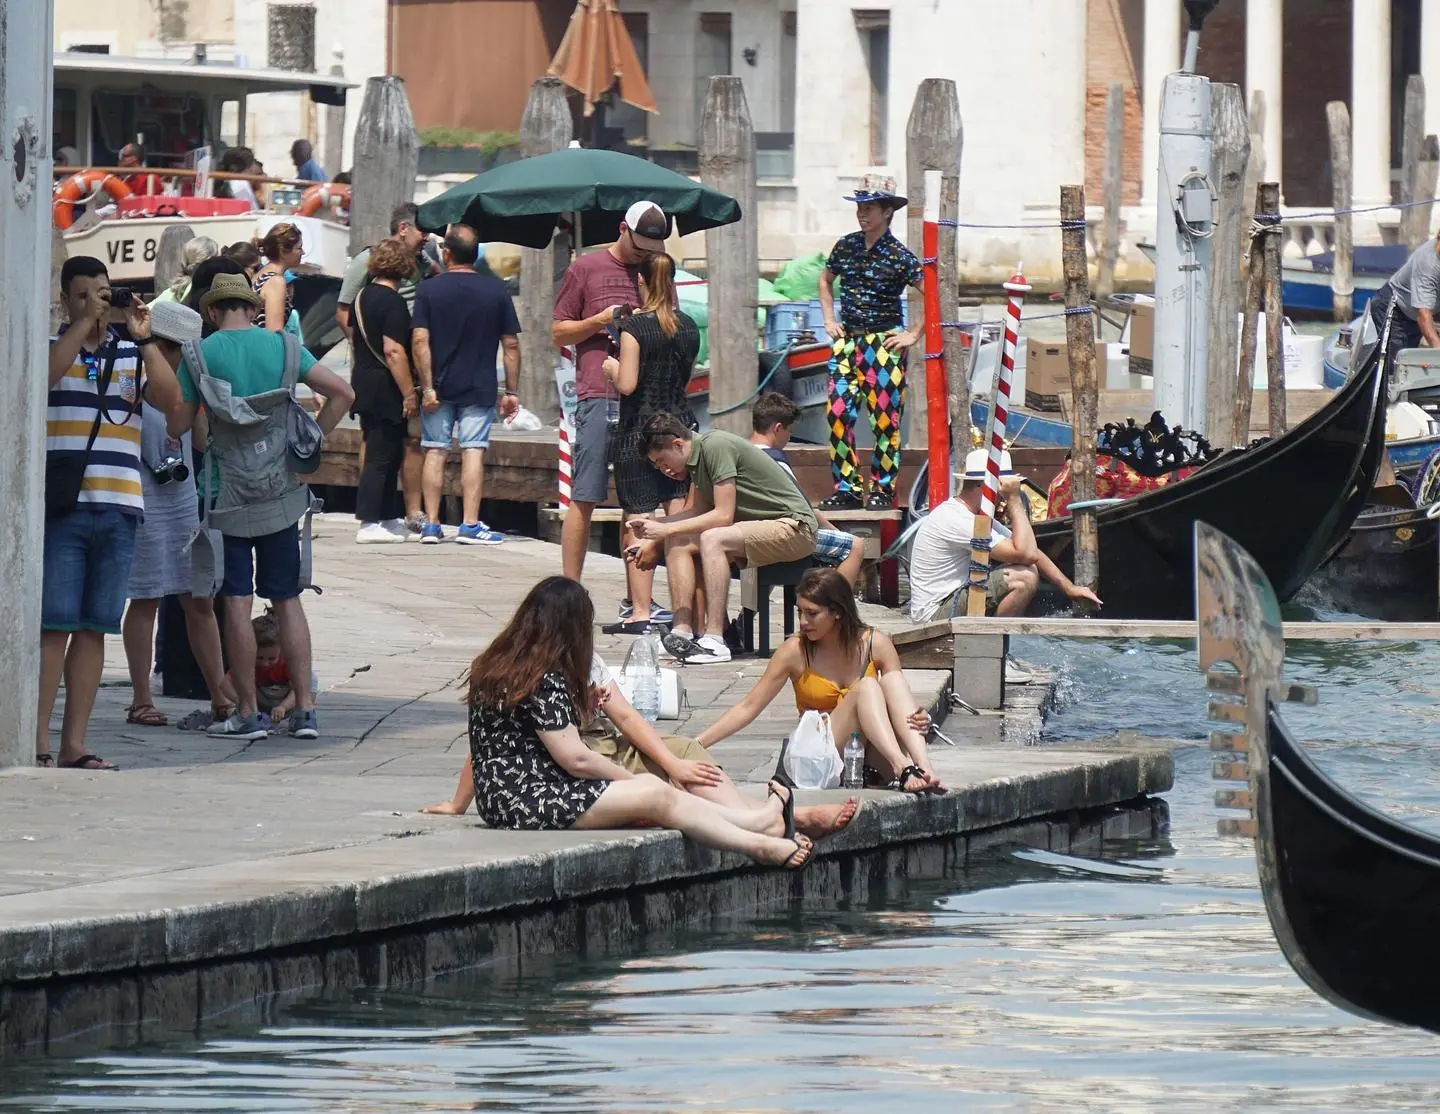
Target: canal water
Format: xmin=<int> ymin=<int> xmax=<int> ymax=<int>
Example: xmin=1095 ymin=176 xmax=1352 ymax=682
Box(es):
xmin=5 ymin=625 xmax=1440 ymax=1112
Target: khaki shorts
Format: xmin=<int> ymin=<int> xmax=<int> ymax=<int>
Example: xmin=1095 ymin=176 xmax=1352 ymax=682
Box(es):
xmin=940 ymin=566 xmax=1019 ymax=618
xmin=738 ymin=517 xmax=815 ymax=568
xmin=588 ymin=732 xmax=714 ymax=778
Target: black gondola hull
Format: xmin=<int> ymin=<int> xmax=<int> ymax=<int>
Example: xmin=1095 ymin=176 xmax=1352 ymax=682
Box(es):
xmin=1032 ymin=353 xmax=1388 ymax=619
xmin=1307 ymin=506 xmax=1440 ymax=621
xmin=1264 ymin=700 xmax=1440 ymax=1033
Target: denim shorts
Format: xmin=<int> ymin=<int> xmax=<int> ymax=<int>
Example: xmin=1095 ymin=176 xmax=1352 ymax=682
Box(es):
xmin=571 ymin=396 xmax=613 ymax=504
xmin=222 ymin=524 xmax=301 ymax=601
xmin=42 ymin=506 xmax=140 ymax=634
xmin=421 ymin=402 xmax=496 ymax=450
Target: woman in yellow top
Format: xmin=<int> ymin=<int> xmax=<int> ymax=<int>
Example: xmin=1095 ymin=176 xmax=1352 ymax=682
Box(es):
xmin=696 ymin=569 xmax=943 ymax=794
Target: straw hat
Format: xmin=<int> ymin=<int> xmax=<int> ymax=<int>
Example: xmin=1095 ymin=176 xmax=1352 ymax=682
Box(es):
xmin=200 ymin=272 xmax=260 ymax=313
xmin=843 ymin=173 xmax=907 ymax=209
xmin=147 ymin=300 xmax=202 ymax=344
xmin=957 ymin=448 xmax=1014 ymax=484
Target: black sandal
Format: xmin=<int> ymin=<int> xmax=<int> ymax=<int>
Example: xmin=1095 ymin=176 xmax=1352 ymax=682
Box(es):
xmin=889 ymin=764 xmax=932 ymax=795
xmin=779 ymin=835 xmax=814 ymax=871
xmin=35 ymin=752 xmax=54 ymax=768
xmin=768 ymin=780 xmax=798 ymax=840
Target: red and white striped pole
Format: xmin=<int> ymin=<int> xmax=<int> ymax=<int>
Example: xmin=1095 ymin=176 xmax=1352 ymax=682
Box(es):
xmin=965 ymin=263 xmax=1029 ymax=618
xmin=922 ymin=169 xmax=950 ymax=511
xmin=557 ymin=418 xmax=574 ymax=509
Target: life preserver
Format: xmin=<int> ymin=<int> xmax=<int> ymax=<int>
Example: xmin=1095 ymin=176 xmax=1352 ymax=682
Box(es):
xmin=296 ymin=182 xmax=350 ymax=217
xmin=53 ymin=171 xmax=133 ymax=229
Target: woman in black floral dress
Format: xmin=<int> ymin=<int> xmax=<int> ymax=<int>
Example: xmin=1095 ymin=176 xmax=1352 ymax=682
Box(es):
xmin=602 ymin=253 xmax=700 ymax=634
xmin=465 ymin=576 xmax=814 ymax=868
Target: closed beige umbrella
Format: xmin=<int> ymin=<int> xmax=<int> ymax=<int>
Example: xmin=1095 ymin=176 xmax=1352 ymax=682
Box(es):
xmin=548 ymin=0 xmax=657 ymax=118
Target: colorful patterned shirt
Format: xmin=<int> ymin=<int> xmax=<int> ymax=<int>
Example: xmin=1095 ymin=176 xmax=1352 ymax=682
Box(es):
xmin=825 ymin=229 xmax=922 ymax=333
xmin=46 ymin=326 xmax=145 ymax=516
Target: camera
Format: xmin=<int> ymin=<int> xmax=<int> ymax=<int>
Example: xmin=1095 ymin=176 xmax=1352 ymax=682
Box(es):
xmin=108 ymin=286 xmax=135 ymax=309
xmin=151 ymin=455 xmax=190 ymax=485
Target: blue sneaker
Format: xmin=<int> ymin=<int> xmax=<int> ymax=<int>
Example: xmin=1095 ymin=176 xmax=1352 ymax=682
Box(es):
xmin=206 ymin=712 xmax=269 ymax=741
xmin=456 ymin=522 xmax=504 ymax=546
xmin=289 ymin=709 xmax=319 ymax=740
xmin=420 ymin=523 xmax=444 ymax=545
xmin=619 ymin=599 xmax=673 ymax=624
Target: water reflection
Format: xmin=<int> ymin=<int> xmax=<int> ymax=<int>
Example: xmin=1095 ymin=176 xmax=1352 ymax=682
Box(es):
xmin=7 ymin=640 xmax=1440 ymax=1112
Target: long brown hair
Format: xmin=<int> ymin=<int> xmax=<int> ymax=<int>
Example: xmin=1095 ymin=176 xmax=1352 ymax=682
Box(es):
xmin=466 ymin=576 xmax=594 ymax=716
xmin=797 ymin=568 xmax=865 ymax=662
xmin=638 ymin=251 xmax=679 ymax=338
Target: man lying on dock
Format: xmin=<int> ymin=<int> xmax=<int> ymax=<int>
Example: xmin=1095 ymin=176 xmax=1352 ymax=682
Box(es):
xmin=422 ymin=649 xmax=859 ymax=844
xmin=908 ymin=449 xmax=1101 ymax=622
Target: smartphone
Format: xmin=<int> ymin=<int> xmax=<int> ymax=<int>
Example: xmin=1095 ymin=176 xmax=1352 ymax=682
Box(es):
xmin=624 ymin=544 xmax=642 ymax=559
xmin=108 ymin=286 xmax=135 ymax=309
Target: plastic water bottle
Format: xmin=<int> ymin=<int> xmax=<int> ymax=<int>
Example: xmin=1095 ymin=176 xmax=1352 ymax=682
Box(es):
xmin=625 ymin=634 xmax=661 ymax=723
xmin=842 ymin=732 xmax=865 ymax=789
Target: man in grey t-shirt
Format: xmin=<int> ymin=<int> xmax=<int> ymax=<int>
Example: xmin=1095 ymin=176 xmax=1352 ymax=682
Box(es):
xmin=1372 ymin=233 xmax=1440 ymax=363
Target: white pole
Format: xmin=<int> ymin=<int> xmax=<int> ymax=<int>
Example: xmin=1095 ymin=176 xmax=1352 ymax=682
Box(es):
xmin=1152 ymin=72 xmax=1215 ymax=434
xmin=0 ymin=0 xmax=55 ymax=768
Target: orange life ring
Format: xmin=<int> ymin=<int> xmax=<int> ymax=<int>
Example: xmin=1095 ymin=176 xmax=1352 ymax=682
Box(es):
xmin=52 ymin=171 xmax=133 ymax=229
xmin=296 ymin=182 xmax=351 ymax=218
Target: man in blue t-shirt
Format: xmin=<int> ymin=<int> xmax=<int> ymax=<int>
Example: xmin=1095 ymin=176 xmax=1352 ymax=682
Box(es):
xmin=412 ymin=223 xmax=521 ymax=546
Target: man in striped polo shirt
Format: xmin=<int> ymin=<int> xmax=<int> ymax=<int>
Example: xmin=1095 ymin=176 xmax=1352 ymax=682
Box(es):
xmin=37 ymin=256 xmax=183 ymax=771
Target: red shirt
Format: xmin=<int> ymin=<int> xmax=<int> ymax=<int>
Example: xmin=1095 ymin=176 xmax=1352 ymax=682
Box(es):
xmin=255 ymin=658 xmax=292 ymax=689
xmin=122 ymin=172 xmax=163 ymax=196
xmin=552 ymin=249 xmax=642 ymax=401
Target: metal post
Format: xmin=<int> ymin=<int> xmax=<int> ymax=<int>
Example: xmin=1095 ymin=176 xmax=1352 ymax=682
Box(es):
xmin=0 ymin=0 xmax=54 ymax=768
xmin=1152 ymin=72 xmax=1215 ymax=434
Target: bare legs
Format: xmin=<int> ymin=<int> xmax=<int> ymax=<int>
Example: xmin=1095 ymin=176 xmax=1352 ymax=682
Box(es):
xmin=826 ymin=675 xmax=937 ymax=792
xmin=460 ymin=448 xmax=484 ymax=525
xmin=223 ymin=595 xmax=258 ymax=717
xmin=421 ymin=449 xmax=447 ymax=526
xmin=35 ymin=630 xmax=110 ymax=767
xmin=402 ymin=442 xmax=424 ymax=521
xmin=698 ymin=525 xmax=746 ymax=636
xmin=272 ymin=597 xmax=315 ymax=712
xmin=994 ymin=567 xmax=1039 ymax=616
xmin=122 ymin=596 xmax=235 ymax=716
xmin=622 ymin=515 xmax=656 ymax=617
xmin=572 ymin=774 xmax=811 ymax=867
xmin=562 ymin=500 xmax=596 ymax=581
xmin=879 ymin=670 xmax=942 ymax=788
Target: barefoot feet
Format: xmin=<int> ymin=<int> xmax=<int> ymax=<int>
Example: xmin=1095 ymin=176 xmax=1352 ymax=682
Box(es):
xmin=796 ymin=797 xmax=861 ymax=842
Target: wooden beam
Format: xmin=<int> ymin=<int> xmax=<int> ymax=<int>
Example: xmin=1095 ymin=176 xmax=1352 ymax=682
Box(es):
xmin=1414 ymin=134 xmax=1440 ymax=247
xmin=1206 ymin=83 xmax=1249 ymax=448
xmin=1326 ymin=101 xmax=1354 ymax=324
xmin=348 ymin=76 xmax=419 ymax=257
xmin=1234 ymin=182 xmax=1265 ymax=447
xmin=1095 ymin=83 xmax=1124 ymax=301
xmin=905 ymin=78 xmax=964 ymax=450
xmin=517 ymin=76 xmax=573 ymax=428
xmin=1060 ymin=184 xmax=1099 ymax=606
xmin=323 ymin=51 xmax=347 ymax=181
xmin=1260 ymin=182 xmax=1284 ymax=437
xmin=1401 ymin=73 xmax=1426 ymax=246
xmin=699 ymin=76 xmax=758 ymax=438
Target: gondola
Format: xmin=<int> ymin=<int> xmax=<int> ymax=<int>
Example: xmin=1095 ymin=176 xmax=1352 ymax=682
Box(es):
xmin=1195 ymin=522 xmax=1440 ymax=1034
xmin=1306 ymin=503 xmax=1440 ymax=621
xmin=1030 ymin=335 xmax=1388 ymax=619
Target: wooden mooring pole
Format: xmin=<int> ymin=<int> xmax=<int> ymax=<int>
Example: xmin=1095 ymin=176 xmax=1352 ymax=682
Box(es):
xmin=1326 ymin=101 xmax=1354 ymax=324
xmin=324 ymin=49 xmax=347 ymax=179
xmin=152 ymin=224 xmax=197 ymax=294
xmin=1206 ymin=83 xmax=1249 ymax=449
xmin=1234 ymin=182 xmax=1266 ymax=447
xmin=1261 ymin=182 xmax=1285 ymax=438
xmin=1095 ymin=83 xmax=1124 ymax=302
xmin=905 ymin=79 xmax=964 ymax=453
xmin=518 ymin=76 xmax=572 ymax=428
xmin=1401 ymin=74 xmax=1426 ymax=248
xmin=348 ymin=77 xmax=419 ymax=257
xmin=1060 ymin=185 xmax=1100 ymax=608
xmin=700 ymin=76 xmax=758 ymax=438
xmin=1415 ymin=135 xmax=1440 ymax=246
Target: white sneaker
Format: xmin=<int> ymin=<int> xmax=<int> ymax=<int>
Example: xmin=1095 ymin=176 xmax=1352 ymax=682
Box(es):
xmin=356 ymin=522 xmax=407 ymax=544
xmin=1005 ymin=656 xmax=1034 ymax=685
xmin=380 ymin=518 xmax=410 ymax=537
xmin=686 ymin=634 xmax=732 ymax=664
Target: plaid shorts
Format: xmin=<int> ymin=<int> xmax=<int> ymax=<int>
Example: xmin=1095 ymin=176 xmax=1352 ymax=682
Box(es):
xmin=812 ymin=528 xmax=855 ymax=566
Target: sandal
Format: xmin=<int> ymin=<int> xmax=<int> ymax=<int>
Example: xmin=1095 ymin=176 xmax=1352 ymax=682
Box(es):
xmin=768 ymin=779 xmax=798 ymax=840
xmin=125 ymin=703 xmax=168 ymax=727
xmin=779 ymin=835 xmax=814 ymax=871
xmin=60 ymin=753 xmax=117 ymax=771
xmin=888 ymin=764 xmax=933 ymax=795
xmin=35 ymin=752 xmax=54 ymax=768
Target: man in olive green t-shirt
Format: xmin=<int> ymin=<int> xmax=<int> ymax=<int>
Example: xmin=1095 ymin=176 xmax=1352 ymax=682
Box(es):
xmin=628 ymin=414 xmax=818 ymax=664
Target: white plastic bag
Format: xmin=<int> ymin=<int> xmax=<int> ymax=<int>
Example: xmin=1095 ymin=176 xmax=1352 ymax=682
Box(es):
xmin=504 ymin=405 xmax=544 ymax=431
xmin=783 ymin=710 xmax=843 ymax=789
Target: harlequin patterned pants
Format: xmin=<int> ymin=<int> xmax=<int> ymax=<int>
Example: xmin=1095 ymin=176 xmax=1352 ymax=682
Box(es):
xmin=827 ymin=334 xmax=906 ymax=495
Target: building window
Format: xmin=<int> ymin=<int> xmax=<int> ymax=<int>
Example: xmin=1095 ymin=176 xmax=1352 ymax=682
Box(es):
xmin=855 ymin=10 xmax=889 ymax=165
xmin=267 ymin=3 xmax=317 ymax=73
xmin=695 ymin=12 xmax=733 ymax=141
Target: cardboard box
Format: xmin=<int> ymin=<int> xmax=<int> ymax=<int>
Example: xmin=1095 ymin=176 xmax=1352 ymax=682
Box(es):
xmin=1024 ymin=338 xmax=1070 ymax=409
xmin=1128 ymin=300 xmax=1155 ymax=375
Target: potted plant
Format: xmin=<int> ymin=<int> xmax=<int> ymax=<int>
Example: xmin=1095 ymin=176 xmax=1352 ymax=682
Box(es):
xmin=418 ymin=127 xmax=522 ymax=176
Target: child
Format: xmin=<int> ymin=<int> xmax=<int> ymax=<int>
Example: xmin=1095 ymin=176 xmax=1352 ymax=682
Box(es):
xmin=750 ymin=392 xmax=865 ymax=586
xmin=251 ymin=612 xmax=318 ymax=724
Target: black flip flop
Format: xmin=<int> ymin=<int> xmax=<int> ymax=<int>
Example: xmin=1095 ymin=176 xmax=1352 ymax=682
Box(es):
xmin=601 ymin=619 xmax=653 ymax=636
xmin=59 ymin=754 xmax=116 ymax=771
xmin=768 ymin=780 xmax=798 ymax=840
xmin=35 ymin=753 xmax=54 ymax=768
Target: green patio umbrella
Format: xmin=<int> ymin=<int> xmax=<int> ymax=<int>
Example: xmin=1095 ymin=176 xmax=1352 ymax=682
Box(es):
xmin=416 ymin=147 xmax=741 ymax=249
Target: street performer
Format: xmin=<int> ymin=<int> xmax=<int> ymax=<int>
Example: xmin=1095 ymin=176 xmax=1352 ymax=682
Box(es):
xmin=817 ymin=174 xmax=923 ymax=511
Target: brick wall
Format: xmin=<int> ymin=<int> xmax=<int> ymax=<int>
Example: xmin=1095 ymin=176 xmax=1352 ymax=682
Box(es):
xmin=1084 ymin=0 xmax=1143 ymax=204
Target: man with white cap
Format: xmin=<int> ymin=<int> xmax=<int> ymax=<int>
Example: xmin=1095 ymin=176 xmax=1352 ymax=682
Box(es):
xmin=908 ymin=449 xmax=1101 ymax=623
xmin=552 ymin=200 xmax=672 ymax=615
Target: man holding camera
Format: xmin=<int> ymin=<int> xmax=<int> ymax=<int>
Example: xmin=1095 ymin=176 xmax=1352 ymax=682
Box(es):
xmin=552 ymin=201 xmax=668 ymax=598
xmin=37 ymin=256 xmax=183 ymax=770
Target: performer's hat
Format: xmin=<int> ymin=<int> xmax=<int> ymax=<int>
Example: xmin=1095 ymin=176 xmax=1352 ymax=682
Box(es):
xmin=843 ymin=173 xmax=907 ymax=209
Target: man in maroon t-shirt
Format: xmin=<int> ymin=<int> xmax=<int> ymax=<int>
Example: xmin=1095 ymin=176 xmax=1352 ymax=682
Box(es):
xmin=552 ymin=200 xmax=667 ymax=586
